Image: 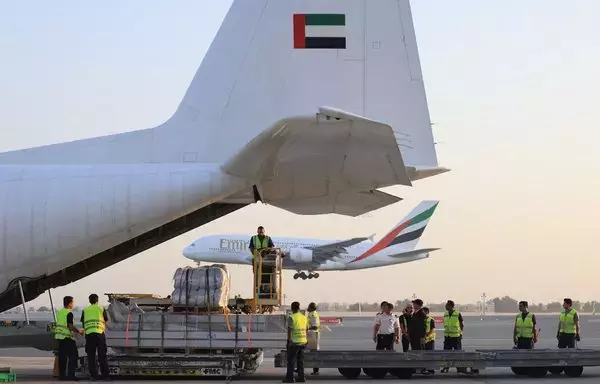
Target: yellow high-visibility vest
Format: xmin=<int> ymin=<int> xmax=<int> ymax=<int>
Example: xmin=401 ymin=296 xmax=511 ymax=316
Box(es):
xmin=559 ymin=310 xmax=578 ymax=334
xmin=83 ymin=304 xmax=106 ymax=335
xmin=424 ymin=316 xmax=436 ymax=342
xmin=252 ymin=235 xmax=270 ymax=250
xmin=308 ymin=311 xmax=320 ymax=334
xmin=54 ymin=308 xmax=72 ymax=340
xmin=290 ymin=312 xmax=308 ymax=344
xmin=515 ymin=312 xmax=534 ymax=338
xmin=444 ymin=311 xmax=462 ymax=337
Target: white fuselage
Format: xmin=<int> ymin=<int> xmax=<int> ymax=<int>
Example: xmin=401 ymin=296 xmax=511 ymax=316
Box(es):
xmin=0 ymin=164 xmax=246 ymax=294
xmin=183 ymin=234 xmax=429 ymax=272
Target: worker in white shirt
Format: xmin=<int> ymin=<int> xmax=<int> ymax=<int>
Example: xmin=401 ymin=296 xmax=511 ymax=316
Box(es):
xmin=372 ymin=302 xmax=400 ymax=351
xmin=306 ymin=302 xmax=321 ymax=376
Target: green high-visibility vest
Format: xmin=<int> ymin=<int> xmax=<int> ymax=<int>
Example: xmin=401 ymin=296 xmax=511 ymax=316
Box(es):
xmin=444 ymin=310 xmax=462 ymax=337
xmin=559 ymin=309 xmax=578 ymax=334
xmin=424 ymin=316 xmax=436 ymax=342
xmin=290 ymin=312 xmax=308 ymax=344
xmin=54 ymin=308 xmax=72 ymax=340
xmin=252 ymin=235 xmax=270 ymax=256
xmin=83 ymin=304 xmax=106 ymax=335
xmin=515 ymin=312 xmax=534 ymax=338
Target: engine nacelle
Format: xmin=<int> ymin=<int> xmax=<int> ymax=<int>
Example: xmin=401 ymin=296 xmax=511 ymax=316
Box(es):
xmin=288 ymin=248 xmax=314 ymax=263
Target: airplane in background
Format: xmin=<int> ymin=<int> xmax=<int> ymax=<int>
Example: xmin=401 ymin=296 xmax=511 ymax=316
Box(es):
xmin=0 ymin=0 xmax=448 ymax=312
xmin=183 ymin=201 xmax=440 ymax=280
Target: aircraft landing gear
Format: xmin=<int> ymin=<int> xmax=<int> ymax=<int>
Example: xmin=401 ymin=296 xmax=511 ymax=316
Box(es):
xmin=292 ymin=271 xmax=319 ymax=280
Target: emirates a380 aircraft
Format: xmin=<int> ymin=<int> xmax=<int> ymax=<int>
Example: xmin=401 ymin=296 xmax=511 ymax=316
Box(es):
xmin=0 ymin=0 xmax=448 ymax=312
xmin=184 ymin=201 xmax=440 ymax=280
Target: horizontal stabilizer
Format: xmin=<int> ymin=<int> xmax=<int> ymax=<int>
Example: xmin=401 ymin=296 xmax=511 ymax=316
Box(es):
xmin=406 ymin=166 xmax=451 ymax=182
xmin=222 ymin=107 xmax=409 ymax=216
xmin=388 ymin=248 xmax=440 ymax=258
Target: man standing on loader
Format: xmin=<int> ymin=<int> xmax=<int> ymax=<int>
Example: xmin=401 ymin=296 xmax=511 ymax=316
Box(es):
xmin=248 ymin=226 xmax=275 ymax=258
xmin=249 ymin=226 xmax=276 ymax=296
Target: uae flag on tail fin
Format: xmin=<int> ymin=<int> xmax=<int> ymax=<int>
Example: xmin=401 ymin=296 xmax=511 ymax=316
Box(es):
xmin=294 ymin=14 xmax=346 ymax=49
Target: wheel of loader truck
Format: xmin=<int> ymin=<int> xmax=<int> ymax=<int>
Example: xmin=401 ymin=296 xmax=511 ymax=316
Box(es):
xmin=338 ymin=368 xmax=361 ymax=379
xmin=511 ymin=366 xmax=528 ymax=375
xmin=389 ymin=368 xmax=413 ymax=379
xmin=548 ymin=366 xmax=564 ymax=375
xmin=362 ymin=367 xmax=387 ymax=379
xmin=527 ymin=367 xmax=548 ymax=377
xmin=564 ymin=366 xmax=584 ymax=377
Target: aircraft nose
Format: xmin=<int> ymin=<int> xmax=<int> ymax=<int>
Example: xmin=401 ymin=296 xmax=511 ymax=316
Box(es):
xmin=182 ymin=243 xmax=195 ymax=258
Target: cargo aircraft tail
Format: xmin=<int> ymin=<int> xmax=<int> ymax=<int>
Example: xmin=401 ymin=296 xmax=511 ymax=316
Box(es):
xmin=0 ymin=0 xmax=448 ymax=312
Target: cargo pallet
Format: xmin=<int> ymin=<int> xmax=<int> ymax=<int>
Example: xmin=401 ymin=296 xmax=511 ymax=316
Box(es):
xmin=274 ymin=349 xmax=600 ymax=379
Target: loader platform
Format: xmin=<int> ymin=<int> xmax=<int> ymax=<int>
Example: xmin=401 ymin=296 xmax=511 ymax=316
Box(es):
xmin=274 ymin=348 xmax=600 ymax=379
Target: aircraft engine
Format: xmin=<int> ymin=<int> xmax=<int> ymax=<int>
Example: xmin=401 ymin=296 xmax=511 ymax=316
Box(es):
xmin=288 ymin=248 xmax=313 ymax=263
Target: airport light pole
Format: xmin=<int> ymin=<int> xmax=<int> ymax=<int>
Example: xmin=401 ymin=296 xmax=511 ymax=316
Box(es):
xmin=480 ymin=293 xmax=487 ymax=317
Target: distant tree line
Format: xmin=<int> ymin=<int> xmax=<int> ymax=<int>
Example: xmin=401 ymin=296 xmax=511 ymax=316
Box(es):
xmin=315 ymin=297 xmax=598 ymax=313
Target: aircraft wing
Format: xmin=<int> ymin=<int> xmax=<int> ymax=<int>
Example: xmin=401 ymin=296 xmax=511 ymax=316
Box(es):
xmin=307 ymin=237 xmax=369 ymax=253
xmin=301 ymin=237 xmax=369 ymax=267
xmin=221 ymin=107 xmax=410 ymax=217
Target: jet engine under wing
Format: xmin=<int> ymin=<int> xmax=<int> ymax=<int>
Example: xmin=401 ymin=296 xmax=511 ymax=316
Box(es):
xmin=221 ymin=107 xmax=411 ymax=216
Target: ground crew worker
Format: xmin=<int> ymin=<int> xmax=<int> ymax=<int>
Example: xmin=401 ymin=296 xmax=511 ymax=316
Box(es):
xmin=408 ymin=299 xmax=426 ymax=351
xmin=557 ymin=298 xmax=580 ymax=349
xmin=307 ymin=302 xmax=321 ymax=376
xmin=284 ymin=301 xmax=308 ymax=383
xmin=441 ymin=300 xmax=464 ymax=373
xmin=81 ymin=293 xmax=110 ymax=380
xmin=421 ymin=307 xmax=436 ymax=375
xmin=373 ymin=302 xmax=400 ymax=351
xmin=55 ymin=295 xmax=83 ymax=381
xmin=248 ymin=226 xmax=274 ymax=257
xmin=422 ymin=307 xmax=436 ymax=350
xmin=398 ymin=305 xmax=412 ymax=352
xmin=513 ymin=301 xmax=537 ymax=350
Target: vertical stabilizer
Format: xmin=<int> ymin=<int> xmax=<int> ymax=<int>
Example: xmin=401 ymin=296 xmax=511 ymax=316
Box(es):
xmin=350 ymin=200 xmax=439 ymax=263
xmin=0 ymin=0 xmax=438 ymax=167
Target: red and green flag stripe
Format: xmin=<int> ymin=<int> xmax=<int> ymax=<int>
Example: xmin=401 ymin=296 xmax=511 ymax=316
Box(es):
xmin=293 ymin=14 xmax=346 ymax=49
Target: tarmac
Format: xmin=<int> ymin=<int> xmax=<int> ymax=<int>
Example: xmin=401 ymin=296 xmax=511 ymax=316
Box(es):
xmin=1 ymin=313 xmax=600 ymax=382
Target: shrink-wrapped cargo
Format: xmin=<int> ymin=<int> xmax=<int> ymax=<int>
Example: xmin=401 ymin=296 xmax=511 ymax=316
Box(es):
xmin=171 ymin=265 xmax=230 ymax=309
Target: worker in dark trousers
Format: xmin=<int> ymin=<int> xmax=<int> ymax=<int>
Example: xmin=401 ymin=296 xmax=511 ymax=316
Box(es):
xmin=81 ymin=294 xmax=110 ymax=380
xmin=284 ymin=301 xmax=308 ymax=383
xmin=54 ymin=295 xmax=83 ymax=381
xmin=557 ymin=298 xmax=580 ymax=349
xmin=441 ymin=300 xmax=465 ymax=373
xmin=398 ymin=305 xmax=412 ymax=352
xmin=514 ymin=301 xmax=537 ymax=349
xmin=422 ymin=307 xmax=436 ymax=375
xmin=373 ymin=302 xmax=399 ymax=351
xmin=408 ymin=299 xmax=426 ymax=351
